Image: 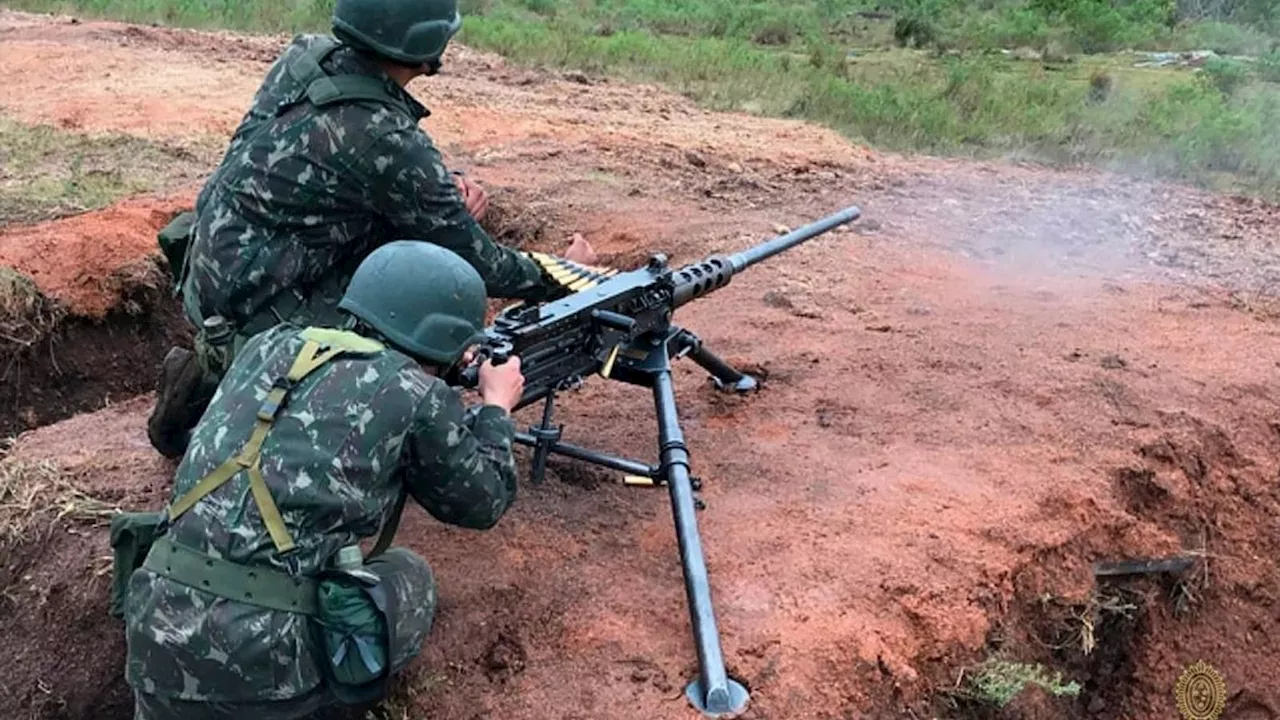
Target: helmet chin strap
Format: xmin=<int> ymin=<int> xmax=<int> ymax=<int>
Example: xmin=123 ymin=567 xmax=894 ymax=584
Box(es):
xmin=422 ymin=57 xmax=442 ymax=76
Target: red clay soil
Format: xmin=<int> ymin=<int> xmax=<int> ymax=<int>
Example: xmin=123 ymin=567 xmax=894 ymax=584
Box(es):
xmin=1 ymin=9 xmax=1279 ymax=720
xmin=0 ymin=193 xmax=192 ymax=318
xmin=0 ymin=396 xmax=171 ymax=719
xmin=0 ymin=194 xmax=194 ymax=436
xmin=0 ymin=12 xmax=270 ymax=141
xmin=5 ymin=200 xmax=1279 ymax=719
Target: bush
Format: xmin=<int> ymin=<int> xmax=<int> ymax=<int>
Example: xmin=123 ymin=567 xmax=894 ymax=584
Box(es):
xmin=894 ymin=15 xmax=940 ymax=48
xmin=1088 ymin=69 xmax=1115 ymax=102
xmin=1201 ymin=56 xmax=1251 ymax=94
xmin=963 ymin=7 xmax=1054 ymax=49
xmin=1029 ymin=0 xmax=1175 ymax=53
xmin=1257 ymin=50 xmax=1280 ymax=81
xmin=1177 ymin=0 xmax=1280 ymax=32
xmin=1067 ymin=2 xmax=1139 ymax=52
xmin=1177 ymin=20 xmax=1275 ymax=54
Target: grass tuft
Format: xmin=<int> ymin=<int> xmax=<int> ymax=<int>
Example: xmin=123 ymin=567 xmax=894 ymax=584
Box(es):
xmin=0 ymin=117 xmax=206 ymax=226
xmin=0 ymin=267 xmax=65 ymax=359
xmin=0 ymin=458 xmax=117 ymax=551
xmin=957 ymin=657 xmax=1083 ymax=707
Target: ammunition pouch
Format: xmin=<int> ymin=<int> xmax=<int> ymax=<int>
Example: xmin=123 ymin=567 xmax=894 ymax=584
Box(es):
xmin=156 ymin=210 xmax=197 ymax=293
xmin=108 ymin=510 xmax=168 ymax=618
xmin=315 ymin=567 xmax=394 ymax=705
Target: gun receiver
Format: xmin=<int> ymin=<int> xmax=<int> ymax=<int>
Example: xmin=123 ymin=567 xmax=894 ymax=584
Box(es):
xmin=454 ymin=204 xmax=861 ymax=718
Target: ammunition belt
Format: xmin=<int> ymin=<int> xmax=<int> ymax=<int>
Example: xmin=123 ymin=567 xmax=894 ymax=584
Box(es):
xmin=143 ymin=536 xmax=319 ymax=616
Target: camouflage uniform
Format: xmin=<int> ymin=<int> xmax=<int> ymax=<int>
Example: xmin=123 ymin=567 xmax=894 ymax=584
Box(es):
xmin=178 ymin=33 xmax=560 ymax=393
xmin=125 ymin=322 xmax=518 ymax=718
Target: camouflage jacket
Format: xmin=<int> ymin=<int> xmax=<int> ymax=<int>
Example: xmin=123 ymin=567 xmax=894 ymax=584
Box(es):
xmin=181 ymin=34 xmax=558 ymax=332
xmin=124 ymin=323 xmax=518 ymax=702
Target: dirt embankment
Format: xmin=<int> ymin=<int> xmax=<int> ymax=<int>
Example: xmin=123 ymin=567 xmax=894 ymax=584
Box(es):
xmin=1 ymin=9 xmax=1278 ymax=720
xmin=0 ymin=196 xmax=193 ymax=437
xmin=0 ymin=396 xmax=170 ymax=719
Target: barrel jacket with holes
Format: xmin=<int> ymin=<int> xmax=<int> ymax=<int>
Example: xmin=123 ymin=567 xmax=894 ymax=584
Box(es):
xmin=124 ymin=323 xmax=518 ymax=702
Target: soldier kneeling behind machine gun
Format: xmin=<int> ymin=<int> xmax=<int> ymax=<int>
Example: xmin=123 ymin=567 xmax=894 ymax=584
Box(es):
xmin=110 ymin=203 xmax=860 ymax=719
xmin=111 ymin=241 xmax=527 ymax=720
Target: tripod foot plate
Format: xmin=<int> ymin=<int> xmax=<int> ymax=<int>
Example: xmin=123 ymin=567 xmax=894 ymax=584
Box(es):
xmin=686 ymin=678 xmax=750 ymax=718
xmin=712 ymin=375 xmax=758 ymax=394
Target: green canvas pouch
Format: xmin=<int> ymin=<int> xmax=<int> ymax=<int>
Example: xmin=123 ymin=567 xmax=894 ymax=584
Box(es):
xmin=107 ymin=510 xmax=166 ymax=618
xmin=156 ymin=210 xmax=196 ymax=286
xmin=317 ymin=572 xmax=390 ymax=691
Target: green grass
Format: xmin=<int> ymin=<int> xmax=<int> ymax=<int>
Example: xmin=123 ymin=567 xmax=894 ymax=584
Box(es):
xmin=457 ymin=14 xmax=1280 ymax=194
xmin=1175 ymin=19 xmax=1278 ymax=54
xmin=5 ymin=0 xmax=1280 ymax=198
xmin=954 ymin=658 xmax=1083 ymax=708
xmin=0 ymin=117 xmax=208 ymax=226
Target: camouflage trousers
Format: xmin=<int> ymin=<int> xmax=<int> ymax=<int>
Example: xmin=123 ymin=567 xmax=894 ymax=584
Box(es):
xmin=132 ymin=687 xmax=339 ymax=720
xmin=130 ymin=547 xmax=438 ymax=720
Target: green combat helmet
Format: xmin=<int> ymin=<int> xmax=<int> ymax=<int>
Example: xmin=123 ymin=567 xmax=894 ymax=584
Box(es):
xmin=338 ymin=241 xmax=488 ymax=365
xmin=332 ymin=0 xmax=463 ymax=68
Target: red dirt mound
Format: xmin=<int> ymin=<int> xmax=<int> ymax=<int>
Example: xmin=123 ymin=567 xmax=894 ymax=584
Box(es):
xmin=0 ymin=194 xmax=192 ymax=318
xmin=0 ymin=196 xmax=194 ymax=437
xmin=0 ymin=395 xmax=170 ymax=719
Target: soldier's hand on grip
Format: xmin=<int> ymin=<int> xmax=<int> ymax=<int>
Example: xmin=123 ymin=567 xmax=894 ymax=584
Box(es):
xmin=478 ymin=355 xmax=524 ymax=413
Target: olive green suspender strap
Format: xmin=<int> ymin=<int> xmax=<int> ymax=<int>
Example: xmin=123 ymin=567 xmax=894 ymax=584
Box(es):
xmin=286 ymin=37 xmax=418 ymax=119
xmin=368 ymin=486 xmax=407 ymax=557
xmin=166 ymin=328 xmax=407 ymax=557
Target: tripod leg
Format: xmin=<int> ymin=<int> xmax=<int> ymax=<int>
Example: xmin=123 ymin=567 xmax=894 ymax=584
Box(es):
xmin=686 ymin=343 xmax=758 ymax=394
xmin=653 ymin=370 xmax=750 ymax=718
xmin=528 ymin=392 xmax=560 ymax=485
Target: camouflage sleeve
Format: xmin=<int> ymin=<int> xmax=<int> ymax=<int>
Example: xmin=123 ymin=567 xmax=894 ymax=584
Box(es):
xmin=402 ymin=380 xmax=519 ymax=530
xmin=367 ymin=128 xmax=564 ymax=303
xmin=196 ymin=35 xmax=309 ymax=213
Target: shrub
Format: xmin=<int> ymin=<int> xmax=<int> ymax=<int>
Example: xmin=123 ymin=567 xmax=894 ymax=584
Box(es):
xmin=1202 ymin=56 xmax=1251 ymax=94
xmin=1089 ymin=69 xmax=1114 ymax=102
xmin=1258 ymin=50 xmax=1280 ymax=81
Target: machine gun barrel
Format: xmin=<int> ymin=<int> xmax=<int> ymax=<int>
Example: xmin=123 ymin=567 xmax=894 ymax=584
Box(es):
xmin=671 ymin=204 xmax=860 ymax=307
xmin=729 ymin=203 xmax=862 ymax=270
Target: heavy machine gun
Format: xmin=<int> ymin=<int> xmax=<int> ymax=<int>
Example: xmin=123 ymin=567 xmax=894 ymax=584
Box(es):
xmin=452 ymin=204 xmax=861 ymax=717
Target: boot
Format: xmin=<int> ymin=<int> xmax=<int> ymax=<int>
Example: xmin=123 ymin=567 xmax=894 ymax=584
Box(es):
xmin=146 ymin=346 xmax=206 ymax=459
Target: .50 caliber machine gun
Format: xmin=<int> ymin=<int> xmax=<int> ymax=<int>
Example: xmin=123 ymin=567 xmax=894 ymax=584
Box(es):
xmin=452 ymin=205 xmax=862 ymax=717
